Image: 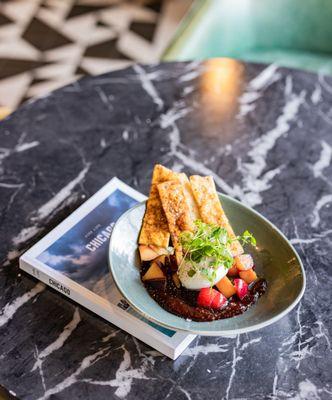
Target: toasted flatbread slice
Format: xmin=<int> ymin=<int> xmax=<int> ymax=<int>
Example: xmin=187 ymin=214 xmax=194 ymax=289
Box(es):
xmin=139 ymin=165 xmax=180 ymax=248
xmin=152 ymin=164 xmax=180 ymax=184
xmin=178 ymin=173 xmax=200 ymax=222
xmin=189 ymin=175 xmax=244 ymax=256
xmin=157 ymin=180 xmax=195 ymax=264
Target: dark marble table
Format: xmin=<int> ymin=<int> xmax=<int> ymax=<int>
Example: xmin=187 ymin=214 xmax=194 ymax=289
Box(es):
xmin=0 ymin=60 xmax=331 ymax=400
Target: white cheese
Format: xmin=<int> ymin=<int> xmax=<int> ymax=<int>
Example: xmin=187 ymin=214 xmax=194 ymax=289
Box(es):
xmin=178 ymin=258 xmax=227 ymax=290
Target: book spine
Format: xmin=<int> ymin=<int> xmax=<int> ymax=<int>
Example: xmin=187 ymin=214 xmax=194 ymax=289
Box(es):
xmin=19 ymin=257 xmax=177 ymax=359
xmin=20 ymin=258 xmax=80 ymax=303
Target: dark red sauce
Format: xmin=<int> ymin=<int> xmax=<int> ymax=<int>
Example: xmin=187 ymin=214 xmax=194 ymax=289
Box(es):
xmin=141 ymin=260 xmax=267 ymax=322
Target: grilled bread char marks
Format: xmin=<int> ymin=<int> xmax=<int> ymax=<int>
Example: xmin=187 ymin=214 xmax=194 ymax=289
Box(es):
xmin=157 ymin=180 xmax=195 ymax=265
xmin=189 ymin=175 xmax=244 ymax=256
xmin=139 ymin=164 xmax=182 ymax=248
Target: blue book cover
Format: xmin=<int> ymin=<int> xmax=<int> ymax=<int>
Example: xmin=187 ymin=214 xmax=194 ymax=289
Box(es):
xmin=20 ymin=178 xmax=195 ymax=358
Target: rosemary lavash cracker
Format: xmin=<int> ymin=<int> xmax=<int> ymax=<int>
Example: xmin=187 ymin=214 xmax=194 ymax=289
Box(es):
xmin=157 ymin=180 xmax=195 ymax=265
xmin=139 ymin=165 xmax=179 ymax=248
xmin=189 ymin=175 xmax=244 ymax=256
xmin=178 ymin=173 xmax=200 ymax=222
xmin=139 ymin=164 xmax=243 ymax=262
xmin=139 ymin=165 xmax=199 ymax=250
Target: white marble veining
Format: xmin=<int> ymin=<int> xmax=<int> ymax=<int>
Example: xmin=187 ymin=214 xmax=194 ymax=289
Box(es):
xmin=319 ymin=73 xmax=332 ymax=95
xmin=97 ymin=347 xmax=151 ymax=398
xmin=32 ymin=308 xmax=81 ymax=391
xmin=12 ymin=226 xmax=42 ymax=247
xmin=183 ymin=343 xmax=229 ymax=356
xmin=178 ymin=61 xmax=201 ymax=82
xmin=0 ymin=61 xmax=331 ymax=400
xmin=36 ymin=346 xmax=112 ymax=400
xmin=162 ymin=101 xmax=243 ymax=199
xmin=0 ymin=133 xmax=40 ymax=175
xmin=9 ymin=164 xmax=90 ymax=254
xmin=95 ymin=86 xmax=114 ymax=113
xmin=15 ymin=141 xmax=40 ymax=153
xmin=32 ymin=165 xmax=90 ymax=221
xmin=249 ymin=64 xmax=281 ymax=92
xmin=311 ymin=194 xmax=332 ymax=228
xmin=238 ymin=78 xmax=306 ymax=206
xmin=133 ymin=64 xmax=164 ymax=110
xmin=162 ymin=69 xmax=310 ymax=209
xmin=290 ymin=237 xmax=320 ymax=245
xmin=225 ymin=335 xmax=241 ymax=400
xmin=0 ymin=182 xmax=24 ymax=189
xmin=122 ymin=130 xmax=129 ymax=141
xmin=311 ymin=83 xmax=322 ymax=104
xmin=238 ymin=64 xmax=281 ymax=118
xmin=0 ymin=283 xmax=45 ymax=328
xmin=311 ymin=140 xmax=332 ymax=178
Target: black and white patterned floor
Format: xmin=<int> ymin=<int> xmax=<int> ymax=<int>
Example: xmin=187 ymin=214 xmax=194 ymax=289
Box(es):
xmin=0 ymin=0 xmax=192 ymax=110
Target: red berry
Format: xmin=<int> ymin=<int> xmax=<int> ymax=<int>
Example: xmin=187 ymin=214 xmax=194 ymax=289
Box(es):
xmin=234 ymin=278 xmax=248 ymax=300
xmin=210 ymin=291 xmax=227 ymax=309
xmin=197 ymin=287 xmax=215 ymax=307
xmin=197 ymin=287 xmax=228 ymax=309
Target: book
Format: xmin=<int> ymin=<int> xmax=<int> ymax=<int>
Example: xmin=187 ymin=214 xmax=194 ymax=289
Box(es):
xmin=19 ymin=177 xmax=196 ymax=359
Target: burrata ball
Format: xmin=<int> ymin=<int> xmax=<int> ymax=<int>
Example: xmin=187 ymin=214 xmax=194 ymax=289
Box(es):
xmin=178 ymin=258 xmax=228 ymax=290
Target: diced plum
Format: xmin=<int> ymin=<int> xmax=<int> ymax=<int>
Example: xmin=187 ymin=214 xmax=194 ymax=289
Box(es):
xmin=149 ymin=245 xmax=169 ymax=256
xmin=227 ymin=265 xmax=239 ymax=277
xmin=197 ymin=288 xmax=227 ymax=309
xmin=216 ymin=276 xmax=236 ymax=298
xmin=210 ymin=291 xmax=227 ymax=309
xmin=142 ymin=262 xmax=165 ymax=281
xmin=197 ymin=287 xmax=215 ymax=308
xmin=139 ymin=245 xmax=159 ymax=261
xmin=154 ymin=255 xmax=166 ymax=266
xmin=234 ymin=254 xmax=254 ymax=271
xmin=239 ymin=269 xmax=257 ymax=284
xmin=234 ymin=278 xmax=248 ymax=300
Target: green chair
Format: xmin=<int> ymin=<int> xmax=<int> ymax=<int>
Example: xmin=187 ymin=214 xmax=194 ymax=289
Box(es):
xmin=163 ymin=0 xmax=332 ymax=75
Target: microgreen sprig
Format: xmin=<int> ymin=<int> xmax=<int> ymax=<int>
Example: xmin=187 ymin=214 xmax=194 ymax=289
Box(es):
xmin=179 ymin=220 xmax=256 ymax=286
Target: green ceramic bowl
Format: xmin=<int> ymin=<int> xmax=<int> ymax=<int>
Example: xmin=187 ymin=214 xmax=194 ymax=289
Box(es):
xmin=109 ymin=194 xmax=305 ymax=335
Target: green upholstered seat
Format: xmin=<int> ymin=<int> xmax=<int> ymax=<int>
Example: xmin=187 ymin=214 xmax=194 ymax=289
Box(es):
xmin=163 ymin=0 xmax=332 ymax=75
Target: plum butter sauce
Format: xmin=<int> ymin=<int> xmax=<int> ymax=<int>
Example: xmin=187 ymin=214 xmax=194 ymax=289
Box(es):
xmin=141 ymin=261 xmax=267 ymax=322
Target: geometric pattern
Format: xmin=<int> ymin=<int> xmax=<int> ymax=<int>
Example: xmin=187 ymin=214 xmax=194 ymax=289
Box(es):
xmin=0 ymin=0 xmax=192 ymax=109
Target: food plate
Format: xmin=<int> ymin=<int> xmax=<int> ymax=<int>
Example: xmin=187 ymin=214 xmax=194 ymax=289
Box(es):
xmin=109 ymin=194 xmax=305 ymax=335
